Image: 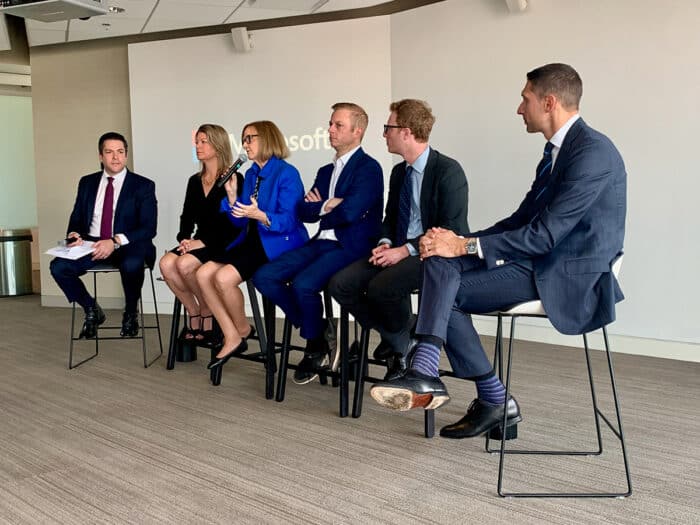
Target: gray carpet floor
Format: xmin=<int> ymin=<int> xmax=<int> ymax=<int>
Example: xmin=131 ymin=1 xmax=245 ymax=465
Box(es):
xmin=0 ymin=295 xmax=698 ymax=524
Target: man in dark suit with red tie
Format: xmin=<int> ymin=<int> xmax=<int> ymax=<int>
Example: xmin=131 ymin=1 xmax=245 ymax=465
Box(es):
xmin=50 ymin=132 xmax=157 ymax=338
xmin=370 ymin=64 xmax=627 ymax=440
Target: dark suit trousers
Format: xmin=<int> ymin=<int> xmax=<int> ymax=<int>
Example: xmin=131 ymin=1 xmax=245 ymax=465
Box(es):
xmin=416 ymin=256 xmax=539 ymax=379
xmin=328 ymin=255 xmax=421 ymax=335
xmin=253 ymin=240 xmax=362 ymax=341
xmin=50 ymin=243 xmax=149 ymax=312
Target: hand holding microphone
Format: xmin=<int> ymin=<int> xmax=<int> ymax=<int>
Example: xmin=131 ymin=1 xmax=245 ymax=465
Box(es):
xmin=217 ymin=152 xmax=248 ymax=188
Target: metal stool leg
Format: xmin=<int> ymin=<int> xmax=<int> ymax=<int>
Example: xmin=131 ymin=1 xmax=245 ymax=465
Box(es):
xmin=424 ymin=409 xmax=435 ymax=438
xmin=351 ymin=326 xmax=371 ymax=418
xmin=339 ymin=307 xmax=350 ymax=417
xmin=275 ymin=319 xmax=293 ymax=402
xmin=139 ymin=269 xmax=163 ymax=368
xmin=496 ymin=316 xmax=632 ymax=498
xmin=68 ymin=300 xmax=98 ymax=369
xmin=166 ymin=297 xmax=182 ymax=370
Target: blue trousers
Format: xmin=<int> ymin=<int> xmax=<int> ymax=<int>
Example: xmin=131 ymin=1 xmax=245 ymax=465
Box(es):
xmin=253 ymin=240 xmax=363 ymax=341
xmin=415 ymin=256 xmax=538 ymax=379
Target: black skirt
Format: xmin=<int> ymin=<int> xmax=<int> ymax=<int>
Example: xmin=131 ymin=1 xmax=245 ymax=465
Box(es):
xmin=211 ymin=224 xmax=269 ymax=282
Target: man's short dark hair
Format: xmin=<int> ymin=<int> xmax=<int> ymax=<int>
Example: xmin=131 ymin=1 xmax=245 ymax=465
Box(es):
xmin=98 ymin=131 xmax=128 ymax=154
xmin=527 ymin=63 xmax=583 ymax=110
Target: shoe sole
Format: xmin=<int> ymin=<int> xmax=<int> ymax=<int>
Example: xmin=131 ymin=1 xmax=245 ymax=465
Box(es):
xmin=370 ymin=385 xmax=450 ymax=411
xmin=329 ymin=346 xmax=341 ymax=373
xmin=326 ymin=321 xmax=340 ymax=372
xmin=293 ymin=355 xmax=329 ymax=385
xmin=292 ymin=372 xmax=319 ymax=385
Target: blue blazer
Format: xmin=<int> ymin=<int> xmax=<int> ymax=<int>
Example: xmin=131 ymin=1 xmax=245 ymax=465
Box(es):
xmin=67 ymin=170 xmax=157 ymax=266
xmin=221 ymin=155 xmax=308 ymax=261
xmin=477 ymin=118 xmax=626 ymax=335
xmin=297 ymin=147 xmax=383 ymax=256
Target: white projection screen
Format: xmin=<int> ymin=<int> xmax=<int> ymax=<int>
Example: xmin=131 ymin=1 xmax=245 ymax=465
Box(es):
xmin=128 ymin=17 xmax=393 ymax=310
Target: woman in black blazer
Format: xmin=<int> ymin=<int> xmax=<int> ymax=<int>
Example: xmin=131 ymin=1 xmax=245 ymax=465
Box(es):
xmin=159 ymin=123 xmax=242 ymax=342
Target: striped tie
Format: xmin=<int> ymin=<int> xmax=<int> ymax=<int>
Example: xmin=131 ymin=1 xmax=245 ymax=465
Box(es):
xmin=537 ymin=142 xmax=554 ymax=179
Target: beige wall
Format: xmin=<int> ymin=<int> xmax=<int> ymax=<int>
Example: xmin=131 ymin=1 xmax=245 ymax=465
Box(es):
xmin=32 ymin=41 xmax=133 ymax=307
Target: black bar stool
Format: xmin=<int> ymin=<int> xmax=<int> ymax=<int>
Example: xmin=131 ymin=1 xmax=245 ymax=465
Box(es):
xmin=481 ymin=256 xmax=631 ymax=498
xmin=273 ymin=290 xmax=341 ymax=403
xmin=164 ymin=280 xmax=271 ymax=395
xmin=68 ymin=263 xmax=163 ymax=369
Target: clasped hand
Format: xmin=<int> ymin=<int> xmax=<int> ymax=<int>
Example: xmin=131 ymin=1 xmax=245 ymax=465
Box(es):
xmin=369 ymin=243 xmax=409 ymax=267
xmin=419 ymin=227 xmax=463 ymax=260
xmin=177 ymin=238 xmax=204 ymax=254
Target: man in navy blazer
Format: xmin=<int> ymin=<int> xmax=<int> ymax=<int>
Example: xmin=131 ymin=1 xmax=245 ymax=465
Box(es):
xmin=50 ymin=132 xmax=157 ymax=339
xmin=370 ymin=64 xmax=627 ymax=440
xmin=253 ymin=102 xmax=383 ymax=384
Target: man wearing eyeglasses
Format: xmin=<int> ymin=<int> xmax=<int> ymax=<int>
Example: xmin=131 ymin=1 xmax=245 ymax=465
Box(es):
xmin=329 ymin=99 xmax=469 ymax=381
xmin=253 ymin=102 xmax=384 ymax=385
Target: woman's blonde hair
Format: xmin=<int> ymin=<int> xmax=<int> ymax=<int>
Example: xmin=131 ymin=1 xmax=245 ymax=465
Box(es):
xmin=196 ymin=123 xmax=233 ymax=176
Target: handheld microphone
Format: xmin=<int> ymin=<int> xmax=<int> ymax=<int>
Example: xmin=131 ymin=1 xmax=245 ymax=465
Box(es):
xmin=217 ymin=152 xmax=248 ymax=188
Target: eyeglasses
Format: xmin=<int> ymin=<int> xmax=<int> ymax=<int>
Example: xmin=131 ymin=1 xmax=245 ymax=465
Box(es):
xmin=242 ymin=134 xmax=259 ymax=144
xmin=383 ymin=124 xmax=403 ymax=134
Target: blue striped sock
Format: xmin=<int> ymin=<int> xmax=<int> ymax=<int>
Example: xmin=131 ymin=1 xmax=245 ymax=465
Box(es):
xmin=476 ymin=373 xmax=506 ymax=405
xmin=411 ymin=342 xmax=441 ymax=377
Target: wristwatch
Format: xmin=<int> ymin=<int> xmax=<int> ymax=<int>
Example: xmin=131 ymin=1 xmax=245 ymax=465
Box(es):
xmin=465 ymin=238 xmax=477 ymax=255
xmin=112 ymin=236 xmax=121 ymax=250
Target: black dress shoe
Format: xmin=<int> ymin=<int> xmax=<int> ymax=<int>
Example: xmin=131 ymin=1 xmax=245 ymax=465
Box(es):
xmin=120 ymin=311 xmax=140 ymax=337
xmin=372 ymin=340 xmax=393 ymax=361
xmin=384 ymin=353 xmax=409 ymax=381
xmin=207 ymin=339 xmax=248 ymax=369
xmin=383 ymin=338 xmax=418 ymax=381
xmin=370 ymin=369 xmax=450 ymax=411
xmin=79 ymin=303 xmax=106 ymax=339
xmin=439 ymin=397 xmax=522 ymax=439
xmin=293 ymin=351 xmax=329 ymax=385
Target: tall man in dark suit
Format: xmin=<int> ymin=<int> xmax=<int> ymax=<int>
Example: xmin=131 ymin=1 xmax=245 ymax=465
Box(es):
xmin=253 ymin=103 xmax=383 ymax=384
xmin=370 ymin=64 xmax=627 ymax=440
xmin=329 ymin=99 xmax=469 ymax=380
xmin=50 ymin=132 xmax=158 ymax=338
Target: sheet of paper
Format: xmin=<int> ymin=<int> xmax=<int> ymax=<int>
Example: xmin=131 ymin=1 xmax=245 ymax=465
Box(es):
xmin=45 ymin=241 xmax=95 ymax=260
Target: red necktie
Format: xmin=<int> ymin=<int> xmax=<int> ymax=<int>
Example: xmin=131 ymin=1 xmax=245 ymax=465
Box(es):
xmin=100 ymin=177 xmax=114 ymax=240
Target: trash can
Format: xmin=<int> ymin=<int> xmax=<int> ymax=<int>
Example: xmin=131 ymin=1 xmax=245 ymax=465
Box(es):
xmin=0 ymin=228 xmax=34 ymax=297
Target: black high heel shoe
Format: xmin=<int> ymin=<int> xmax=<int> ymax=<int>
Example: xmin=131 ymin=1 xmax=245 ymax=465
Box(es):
xmin=207 ymin=339 xmax=248 ymax=369
xmin=243 ymin=325 xmax=256 ymax=341
xmin=199 ymin=315 xmax=216 ymax=345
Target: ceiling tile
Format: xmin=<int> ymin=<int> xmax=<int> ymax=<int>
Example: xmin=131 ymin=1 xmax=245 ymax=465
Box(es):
xmin=144 ymin=1 xmax=233 ymax=32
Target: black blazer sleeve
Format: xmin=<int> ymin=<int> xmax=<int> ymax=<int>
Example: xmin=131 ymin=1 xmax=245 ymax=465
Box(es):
xmin=177 ymin=175 xmax=199 ymax=242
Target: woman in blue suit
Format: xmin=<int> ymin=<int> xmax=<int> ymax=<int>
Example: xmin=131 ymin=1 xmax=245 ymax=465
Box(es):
xmin=197 ymin=120 xmax=308 ymax=369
